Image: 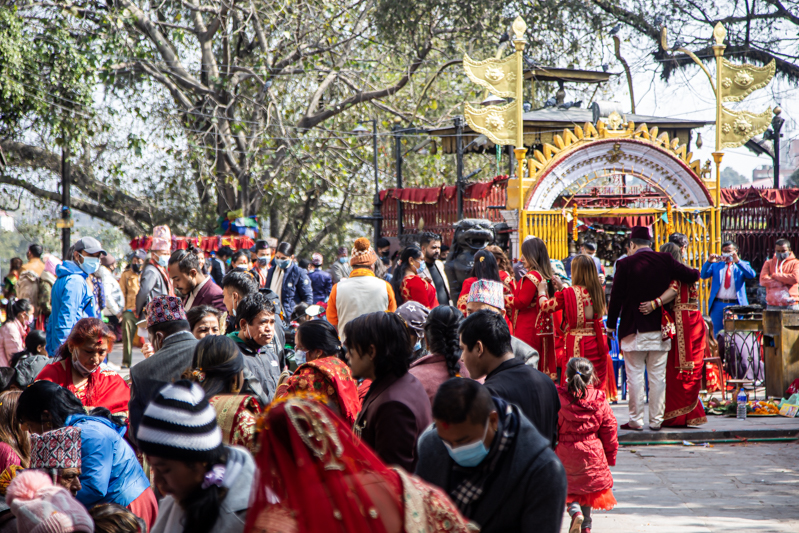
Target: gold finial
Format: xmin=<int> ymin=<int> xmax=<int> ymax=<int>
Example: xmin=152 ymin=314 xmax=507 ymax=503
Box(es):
xmin=774 ymin=106 xmax=782 ymax=115
xmin=695 ymin=132 xmax=703 ymax=149
xmin=512 ymin=16 xmax=527 ymax=41
xmin=713 ymin=22 xmax=727 ymax=46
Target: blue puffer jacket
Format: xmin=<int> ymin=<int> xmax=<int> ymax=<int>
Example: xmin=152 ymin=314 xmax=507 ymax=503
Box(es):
xmin=46 ymin=261 xmax=97 ymax=355
xmin=66 ymin=414 xmax=150 ymax=508
xmin=265 ymin=261 xmax=313 ymax=319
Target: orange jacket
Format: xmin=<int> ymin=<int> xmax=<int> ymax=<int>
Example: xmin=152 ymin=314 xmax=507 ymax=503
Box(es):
xmin=760 ymin=253 xmax=799 ymax=306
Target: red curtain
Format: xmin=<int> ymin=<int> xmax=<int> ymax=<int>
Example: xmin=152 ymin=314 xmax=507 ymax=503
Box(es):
xmin=721 ymin=187 xmax=799 ymax=207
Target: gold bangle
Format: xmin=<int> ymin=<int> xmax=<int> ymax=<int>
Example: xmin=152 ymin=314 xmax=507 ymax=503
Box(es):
xmin=651 ymin=300 xmax=656 ymax=311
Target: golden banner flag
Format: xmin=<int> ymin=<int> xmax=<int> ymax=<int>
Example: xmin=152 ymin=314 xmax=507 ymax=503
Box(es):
xmin=463 ymin=53 xmax=518 ymax=98
xmin=720 ymin=59 xmax=775 ymax=102
xmin=719 ymin=106 xmax=772 ymax=149
xmin=464 ymin=100 xmax=518 ymax=146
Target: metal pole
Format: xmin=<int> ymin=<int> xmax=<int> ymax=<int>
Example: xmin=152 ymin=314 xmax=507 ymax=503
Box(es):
xmin=372 ymin=118 xmax=382 ymax=244
xmin=455 ymin=117 xmax=464 ymax=221
xmin=772 ymin=108 xmax=784 ymax=188
xmin=61 ymin=143 xmax=71 ymax=259
xmin=394 ymin=126 xmax=404 ymax=235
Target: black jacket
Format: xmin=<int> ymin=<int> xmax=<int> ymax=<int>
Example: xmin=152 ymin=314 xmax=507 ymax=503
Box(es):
xmin=264 ymin=262 xmax=313 ymax=319
xmin=484 ymin=357 xmax=560 ymax=448
xmin=415 ymin=402 xmax=567 ymax=533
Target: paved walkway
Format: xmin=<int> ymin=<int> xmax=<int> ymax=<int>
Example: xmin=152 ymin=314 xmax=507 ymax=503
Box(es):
xmin=561 ymin=441 xmax=799 ymax=532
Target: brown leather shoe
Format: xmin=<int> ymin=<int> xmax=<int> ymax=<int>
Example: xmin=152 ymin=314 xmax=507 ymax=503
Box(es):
xmin=620 ymin=422 xmax=643 ymax=431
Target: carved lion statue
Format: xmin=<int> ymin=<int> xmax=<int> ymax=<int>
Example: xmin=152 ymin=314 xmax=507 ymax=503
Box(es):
xmin=444 ymin=219 xmax=496 ymax=298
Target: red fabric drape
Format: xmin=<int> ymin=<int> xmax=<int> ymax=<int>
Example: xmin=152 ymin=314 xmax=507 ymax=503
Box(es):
xmin=721 ymin=187 xmax=799 ymax=207
xmin=129 ymin=235 xmax=254 ymax=252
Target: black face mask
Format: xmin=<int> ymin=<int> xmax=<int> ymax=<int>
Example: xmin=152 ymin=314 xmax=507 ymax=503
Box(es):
xmin=381 ymin=250 xmax=390 ymax=258
xmin=131 ymin=264 xmax=142 ymax=274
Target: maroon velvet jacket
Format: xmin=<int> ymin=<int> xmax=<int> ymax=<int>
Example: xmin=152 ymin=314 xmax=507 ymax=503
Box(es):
xmin=607 ymin=248 xmax=699 ymax=340
xmin=188 ymin=277 xmax=226 ymax=313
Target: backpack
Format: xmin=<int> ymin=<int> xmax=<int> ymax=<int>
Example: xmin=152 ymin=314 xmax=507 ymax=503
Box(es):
xmin=37 ymin=271 xmax=56 ymax=318
xmin=15 ymin=270 xmax=39 ymax=306
xmin=14 ymin=353 xmax=49 ymax=387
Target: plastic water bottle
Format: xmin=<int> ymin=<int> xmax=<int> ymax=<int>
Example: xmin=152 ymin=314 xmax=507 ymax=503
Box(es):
xmin=737 ymin=390 xmax=747 ymax=420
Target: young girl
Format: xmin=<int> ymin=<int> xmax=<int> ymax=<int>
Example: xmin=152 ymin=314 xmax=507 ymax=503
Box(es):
xmin=557 ymin=357 xmax=618 ymax=533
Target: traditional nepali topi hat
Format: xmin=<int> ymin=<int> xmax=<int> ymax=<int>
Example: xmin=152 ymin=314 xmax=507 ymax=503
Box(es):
xmin=136 ymin=381 xmax=224 ymax=463
xmin=150 ymin=225 xmax=172 ymax=253
xmin=467 ymin=279 xmax=505 ymax=310
xmin=630 ymin=225 xmax=652 ymax=242
xmin=350 ymin=238 xmax=377 ymax=267
xmin=29 ymin=427 xmax=82 ymax=470
xmin=311 ymin=253 xmax=324 ymax=267
xmin=146 ymin=296 xmax=187 ymax=328
xmin=5 ymin=470 xmax=93 ymax=533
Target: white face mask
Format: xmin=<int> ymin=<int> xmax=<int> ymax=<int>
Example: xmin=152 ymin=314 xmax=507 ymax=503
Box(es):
xmin=72 ymin=350 xmax=100 ymax=378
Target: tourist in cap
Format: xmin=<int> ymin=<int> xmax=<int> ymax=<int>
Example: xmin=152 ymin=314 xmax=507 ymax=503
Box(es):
xmin=395 ymin=300 xmax=430 ymax=360
xmin=329 ymin=246 xmax=352 ymax=285
xmin=249 ymin=240 xmax=271 ymax=289
xmin=36 ymin=318 xmax=130 ymax=416
xmin=128 ymin=296 xmax=198 ymax=438
xmin=46 ymin=237 xmax=106 ymax=356
xmin=466 ymin=279 xmax=539 ymax=367
xmin=6 ymin=470 xmax=94 ymax=533
xmin=29 ymin=427 xmax=82 ymax=497
xmin=135 ymin=225 xmax=174 ymax=318
xmin=326 ymin=238 xmax=397 ymax=341
xmin=168 ymin=246 xmax=225 ymax=313
xmin=119 ymin=250 xmax=147 ymax=368
xmin=307 ymin=252 xmax=333 ymax=303
xmin=607 ymin=225 xmax=699 ymax=431
xmin=138 ymin=381 xmax=255 ymax=533
xmin=17 ymin=381 xmax=156 ymax=527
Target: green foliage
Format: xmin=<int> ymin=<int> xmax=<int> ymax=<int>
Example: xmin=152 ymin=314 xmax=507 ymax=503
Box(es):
xmin=721 ymin=167 xmax=750 ymax=188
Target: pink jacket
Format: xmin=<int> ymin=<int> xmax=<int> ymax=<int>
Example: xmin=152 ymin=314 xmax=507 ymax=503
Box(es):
xmin=760 ymin=253 xmax=799 ymax=307
xmin=0 ymin=319 xmax=25 ymax=367
xmin=408 ymin=353 xmax=470 ymax=407
xmin=555 ymin=386 xmax=618 ymax=495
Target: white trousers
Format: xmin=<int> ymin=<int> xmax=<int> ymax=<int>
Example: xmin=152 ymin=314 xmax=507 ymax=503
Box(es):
xmin=624 ymin=350 xmax=668 ymax=428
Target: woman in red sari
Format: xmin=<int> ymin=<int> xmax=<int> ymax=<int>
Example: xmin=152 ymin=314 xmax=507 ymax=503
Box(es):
xmin=538 ymin=255 xmax=610 ymax=390
xmin=36 ymin=318 xmax=130 ymax=416
xmin=456 ymin=250 xmax=514 ymax=334
xmin=246 ymin=396 xmax=474 ymax=533
xmin=391 ymin=247 xmax=438 ymax=309
xmin=274 ymin=320 xmax=360 ymax=426
xmin=639 ymin=242 xmax=707 ymax=427
xmin=511 ymin=237 xmax=561 ymax=380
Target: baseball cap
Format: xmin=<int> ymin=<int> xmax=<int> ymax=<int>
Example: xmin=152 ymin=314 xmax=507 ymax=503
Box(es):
xmin=74 ymin=237 xmax=107 ymax=256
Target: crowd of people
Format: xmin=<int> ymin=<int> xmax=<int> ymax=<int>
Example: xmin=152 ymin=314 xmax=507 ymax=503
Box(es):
xmin=0 ymin=223 xmax=795 ymax=533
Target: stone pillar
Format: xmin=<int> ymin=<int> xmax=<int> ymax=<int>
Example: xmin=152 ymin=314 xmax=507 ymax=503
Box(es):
xmin=501 ymin=209 xmax=520 ymax=260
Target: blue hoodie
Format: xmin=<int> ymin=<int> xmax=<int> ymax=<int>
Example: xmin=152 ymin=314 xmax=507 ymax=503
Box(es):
xmin=46 ymin=261 xmax=97 ymax=355
xmin=65 ymin=414 xmax=150 ymax=508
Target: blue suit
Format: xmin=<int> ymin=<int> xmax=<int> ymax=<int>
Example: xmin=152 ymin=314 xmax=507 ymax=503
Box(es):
xmin=701 ymin=259 xmax=757 ymax=336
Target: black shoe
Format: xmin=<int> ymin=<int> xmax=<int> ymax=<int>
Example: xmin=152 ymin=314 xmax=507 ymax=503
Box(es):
xmin=649 ymin=426 xmax=662 ymax=431
xmin=620 ymin=423 xmax=643 ymax=431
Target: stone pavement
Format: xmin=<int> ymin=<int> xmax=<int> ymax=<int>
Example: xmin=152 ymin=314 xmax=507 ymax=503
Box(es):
xmin=561 ymin=440 xmax=799 ymax=533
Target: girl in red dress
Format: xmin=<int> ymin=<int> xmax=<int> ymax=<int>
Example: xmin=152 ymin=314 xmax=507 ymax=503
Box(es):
xmin=539 ymin=255 xmax=610 ymax=390
xmin=511 ymin=237 xmax=561 ymax=380
xmin=557 ymin=357 xmax=618 ymax=533
xmin=391 ymin=247 xmax=438 ymax=308
xmin=456 ymin=250 xmax=515 ymax=334
xmin=639 ymin=243 xmax=708 ymax=427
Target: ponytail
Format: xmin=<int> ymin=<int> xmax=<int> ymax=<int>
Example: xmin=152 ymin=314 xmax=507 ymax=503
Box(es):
xmin=565 ymin=357 xmax=595 ymax=402
xmin=6 ymin=298 xmax=32 ymax=322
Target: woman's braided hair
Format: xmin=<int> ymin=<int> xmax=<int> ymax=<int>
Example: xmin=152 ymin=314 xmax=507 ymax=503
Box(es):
xmin=423 ymin=306 xmax=463 ymax=377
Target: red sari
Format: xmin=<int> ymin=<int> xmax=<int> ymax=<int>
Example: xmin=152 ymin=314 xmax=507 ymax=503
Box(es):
xmin=511 ymin=271 xmax=556 ymax=380
xmin=36 ymin=359 xmax=130 ymax=416
xmin=208 ymin=395 xmax=262 ymax=453
xmin=456 ymin=272 xmax=515 ymax=334
xmin=662 ymin=281 xmax=708 ymax=427
xmin=540 ymin=286 xmax=609 ymax=390
xmin=274 ymin=356 xmax=361 ymax=426
xmin=400 ymin=274 xmax=438 ymax=309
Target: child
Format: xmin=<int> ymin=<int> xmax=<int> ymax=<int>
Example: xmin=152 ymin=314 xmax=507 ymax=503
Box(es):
xmin=557 ymin=357 xmax=618 ymax=533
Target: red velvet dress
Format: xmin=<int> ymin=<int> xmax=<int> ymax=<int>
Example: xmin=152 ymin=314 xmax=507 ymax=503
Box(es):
xmin=400 ymin=274 xmax=439 ymax=309
xmin=36 ymin=359 xmax=131 ymax=416
xmin=511 ymin=271 xmax=556 ymax=380
xmin=456 ymin=271 xmax=515 ymax=334
xmin=662 ymin=281 xmax=708 ymax=427
xmin=540 ymin=286 xmax=609 ymax=391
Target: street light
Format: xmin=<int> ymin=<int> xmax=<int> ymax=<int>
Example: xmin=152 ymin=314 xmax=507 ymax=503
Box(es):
xmin=352 ymin=120 xmax=382 ymax=244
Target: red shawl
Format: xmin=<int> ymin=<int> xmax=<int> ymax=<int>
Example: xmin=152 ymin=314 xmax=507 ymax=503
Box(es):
xmin=274 ymin=356 xmax=361 ymax=427
xmin=36 ymin=359 xmax=130 ymax=416
xmin=149 ymin=259 xmax=175 ymax=297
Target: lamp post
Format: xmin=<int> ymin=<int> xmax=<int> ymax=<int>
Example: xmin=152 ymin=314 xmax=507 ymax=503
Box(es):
xmin=769 ymin=107 xmax=785 ymax=188
xmin=353 ymin=120 xmax=383 ymax=244
xmin=61 ymin=143 xmax=71 ymax=259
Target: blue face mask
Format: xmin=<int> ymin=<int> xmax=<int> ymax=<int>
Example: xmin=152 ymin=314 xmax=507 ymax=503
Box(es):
xmin=277 ymin=258 xmax=291 ymax=269
xmin=416 ymin=261 xmax=427 ymax=274
xmin=78 ymin=255 xmax=100 ymax=275
xmin=443 ymin=422 xmax=490 ymax=468
xmin=294 ymin=349 xmax=307 ymax=365
xmin=157 ymin=255 xmax=169 ymax=268
xmin=413 ymin=340 xmax=422 ymax=352
xmin=338 ymin=257 xmax=348 ymax=264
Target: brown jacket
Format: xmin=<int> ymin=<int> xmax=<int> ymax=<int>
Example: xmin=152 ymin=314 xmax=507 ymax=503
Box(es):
xmin=119 ymin=268 xmax=141 ymax=313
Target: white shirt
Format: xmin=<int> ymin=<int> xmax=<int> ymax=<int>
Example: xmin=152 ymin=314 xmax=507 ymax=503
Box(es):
xmin=621 ymin=331 xmax=671 ymax=353
xmin=184 ymin=275 xmax=210 ymax=310
xmin=716 ymin=262 xmax=738 ymax=300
